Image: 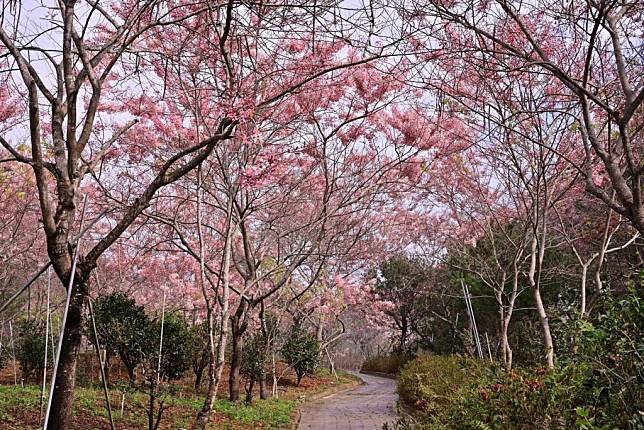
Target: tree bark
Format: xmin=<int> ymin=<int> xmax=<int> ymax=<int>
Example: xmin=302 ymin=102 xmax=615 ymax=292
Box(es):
xmin=259 ymin=375 xmax=269 ymax=400
xmin=103 ymin=350 xmax=111 ymax=388
xmin=533 ymin=285 xmax=554 ymax=369
xmin=46 ymin=278 xmax=88 ymax=430
xmin=191 ymin=193 xmax=233 ymax=430
xmin=399 ymin=317 xmax=408 ymax=353
xmin=229 ymin=315 xmax=245 ymax=403
xmin=528 ymin=235 xmax=554 ymax=370
xmin=245 ymin=377 xmax=255 ymax=405
xmin=194 ymin=366 xmax=204 ymax=391
xmin=580 ymin=264 xmax=588 ymax=316
xmin=125 ymin=363 xmax=136 ymax=384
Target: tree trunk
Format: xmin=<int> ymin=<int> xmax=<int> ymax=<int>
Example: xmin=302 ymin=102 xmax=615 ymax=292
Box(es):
xmin=399 ymin=317 xmax=408 ymax=353
xmin=46 ymin=279 xmax=88 ymax=430
xmin=533 ymin=285 xmax=554 ymax=369
xmin=192 ymin=310 xmax=229 ymax=429
xmin=126 ymin=363 xmax=136 ymax=384
xmin=259 ymin=374 xmax=269 ymax=400
xmin=191 ymin=197 xmax=233 ymax=430
xmin=194 ymin=366 xmax=204 ymax=391
xmin=104 ymin=350 xmax=111 ymax=388
xmin=496 ymin=290 xmax=512 ymax=370
xmin=528 ymin=235 xmax=554 ymax=370
xmin=271 ymin=350 xmax=279 ymax=398
xmin=501 ymin=318 xmax=512 ymax=369
xmin=245 ymin=377 xmax=255 ymax=405
xmin=580 ymin=264 xmax=588 ymax=316
xmin=229 ymin=321 xmax=244 ymax=403
xmin=502 ymin=258 xmax=521 ymax=370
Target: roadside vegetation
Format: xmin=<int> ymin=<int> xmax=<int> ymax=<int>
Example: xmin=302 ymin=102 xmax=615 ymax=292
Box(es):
xmin=0 ymin=291 xmax=358 ymax=429
xmin=382 ymin=277 xmax=644 ymax=430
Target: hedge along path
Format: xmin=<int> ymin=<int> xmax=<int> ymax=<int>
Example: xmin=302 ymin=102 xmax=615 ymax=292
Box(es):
xmin=298 ymin=373 xmax=398 ymax=430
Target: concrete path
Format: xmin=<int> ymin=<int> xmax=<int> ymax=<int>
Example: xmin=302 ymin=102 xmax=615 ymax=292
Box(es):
xmin=298 ymin=373 xmax=398 ymax=430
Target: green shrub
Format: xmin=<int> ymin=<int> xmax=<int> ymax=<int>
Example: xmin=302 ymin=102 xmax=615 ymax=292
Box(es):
xmin=92 ymin=292 xmax=151 ymax=383
xmin=398 ymin=354 xmax=484 ymax=412
xmin=15 ymin=319 xmax=52 ymax=383
xmin=361 ymin=354 xmax=410 ymax=375
xmin=393 ymin=285 xmax=644 ymax=430
xmin=420 ymin=364 xmax=587 ymax=429
xmin=187 ymin=320 xmax=211 ymax=390
xmin=242 ymin=333 xmax=269 ymax=381
xmin=242 ymin=333 xmax=271 ymax=403
xmin=281 ymin=326 xmax=319 ymax=385
xmin=151 ymin=314 xmax=193 ymax=381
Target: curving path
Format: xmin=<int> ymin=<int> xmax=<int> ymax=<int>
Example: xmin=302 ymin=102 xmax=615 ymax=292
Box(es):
xmin=298 ymin=372 xmax=398 ymax=430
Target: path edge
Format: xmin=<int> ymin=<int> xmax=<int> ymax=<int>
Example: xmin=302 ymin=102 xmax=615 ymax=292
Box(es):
xmin=359 ymin=370 xmax=397 ymax=380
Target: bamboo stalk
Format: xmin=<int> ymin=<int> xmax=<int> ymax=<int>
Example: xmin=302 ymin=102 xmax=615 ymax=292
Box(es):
xmin=485 ymin=332 xmax=493 ymax=362
xmin=9 ymin=320 xmax=17 ymax=385
xmin=157 ymin=291 xmax=166 ymax=384
xmin=39 ymin=268 xmax=51 ymax=422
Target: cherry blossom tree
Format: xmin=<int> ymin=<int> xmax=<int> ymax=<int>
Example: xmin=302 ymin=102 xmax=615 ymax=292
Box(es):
xmin=0 ymin=0 xmax=420 ymax=424
xmin=407 ymin=0 xmax=644 ymax=235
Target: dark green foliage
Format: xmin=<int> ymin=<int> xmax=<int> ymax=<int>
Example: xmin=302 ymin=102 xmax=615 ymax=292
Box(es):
xmin=281 ymin=326 xmax=319 ymax=385
xmin=505 ymin=317 xmax=544 ymax=366
xmin=136 ymin=314 xmax=194 ymax=430
xmin=151 ymin=314 xmax=193 ymax=381
xmin=393 ymin=282 xmax=644 ymax=430
xmin=550 ymin=281 xmax=644 ymax=428
xmin=373 ymin=256 xmax=431 ymax=353
xmin=15 ymin=319 xmax=51 ymax=383
xmin=92 ymin=292 xmax=151 ymax=382
xmin=420 ymin=364 xmax=592 ymax=429
xmin=242 ymin=333 xmax=269 ymax=381
xmin=187 ymin=320 xmax=211 ymax=390
xmin=242 ymin=332 xmax=271 ymax=404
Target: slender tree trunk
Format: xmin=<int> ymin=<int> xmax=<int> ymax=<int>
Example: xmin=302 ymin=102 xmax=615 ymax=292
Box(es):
xmin=191 ymin=194 xmax=234 ymax=430
xmin=502 ymin=260 xmax=520 ymax=370
xmin=192 ymin=312 xmax=230 ymax=429
xmin=271 ymin=349 xmax=278 ymax=398
xmin=580 ymin=264 xmax=588 ymax=316
xmin=594 ymin=209 xmax=613 ymax=294
xmin=46 ymin=279 xmax=88 ymax=430
xmin=103 ymin=350 xmax=111 ymax=388
xmin=316 ymin=316 xmax=324 ymax=343
xmin=533 ymin=285 xmax=554 ymax=369
xmin=501 ymin=317 xmax=512 ymax=369
xmin=258 ymin=303 xmax=270 ymax=400
xmin=496 ymin=289 xmax=511 ymax=369
xmin=399 ymin=317 xmax=408 ymax=353
xmin=126 ymin=363 xmax=136 ymax=384
xmin=528 ymin=235 xmax=554 ymax=370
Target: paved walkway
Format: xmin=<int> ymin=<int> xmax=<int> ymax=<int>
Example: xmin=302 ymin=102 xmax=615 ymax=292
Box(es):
xmin=298 ymin=372 xmax=398 ymax=430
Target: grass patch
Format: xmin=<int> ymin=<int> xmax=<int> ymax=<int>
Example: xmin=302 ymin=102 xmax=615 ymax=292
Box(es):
xmin=0 ymin=366 xmax=359 ymax=429
xmin=214 ymin=398 xmax=296 ymax=428
xmin=0 ymin=384 xmax=296 ymax=430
